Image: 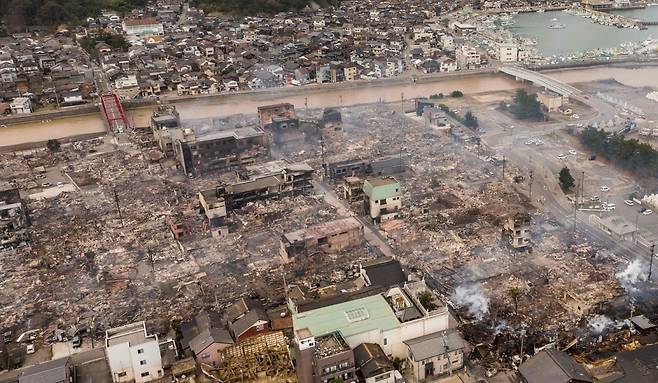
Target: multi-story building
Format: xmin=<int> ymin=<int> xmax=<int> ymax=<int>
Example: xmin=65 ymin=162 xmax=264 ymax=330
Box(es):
xmin=405 ymin=330 xmax=465 ymax=380
xmin=498 ymin=42 xmax=519 ymax=62
xmin=502 ymin=212 xmax=531 ymax=249
xmin=456 ymin=45 xmax=481 ymax=69
xmin=363 ymin=177 xmax=402 ymax=223
xmin=173 ymin=126 xmax=269 ymax=176
xmin=295 ymin=330 xmax=358 ymax=383
xmin=279 ymin=217 xmax=364 ymax=262
xmin=0 ymin=187 xmax=29 ymax=253
xmin=150 ymin=105 xmax=182 ymax=155
xmin=199 ymin=160 xmax=314 ymax=235
xmin=293 ymin=280 xmax=453 ymax=359
xmin=257 ymin=103 xmax=296 ymax=129
xmin=105 ymin=321 xmax=164 ymax=383
xmin=122 ymin=18 xmax=164 ymax=36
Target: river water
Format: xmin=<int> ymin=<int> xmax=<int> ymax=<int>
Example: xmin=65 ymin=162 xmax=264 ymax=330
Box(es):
xmin=3 ymin=66 xmax=658 ymax=148
xmin=512 ymin=8 xmax=658 ymax=56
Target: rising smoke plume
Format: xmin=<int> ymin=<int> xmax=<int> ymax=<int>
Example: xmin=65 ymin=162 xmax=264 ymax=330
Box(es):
xmin=451 ymin=284 xmax=490 ymax=320
xmin=588 ymin=315 xmax=614 ymax=334
xmin=616 ymin=259 xmax=647 ymax=293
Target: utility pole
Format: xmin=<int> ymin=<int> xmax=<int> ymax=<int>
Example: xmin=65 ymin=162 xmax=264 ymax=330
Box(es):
xmin=321 ymin=132 xmax=326 ymax=179
xmin=581 ymin=171 xmax=585 ymax=205
xmin=528 ymin=170 xmax=534 ymax=202
xmin=635 ymin=213 xmax=640 ymax=243
xmin=304 ymin=97 xmax=308 ymax=114
xmin=649 ymin=244 xmax=655 ymax=282
xmin=573 ymin=179 xmax=578 ymax=235
xmin=502 ymin=156 xmax=506 ymax=181
xmin=113 ymin=187 xmax=123 ymax=227
xmin=400 ymin=91 xmax=404 ymax=114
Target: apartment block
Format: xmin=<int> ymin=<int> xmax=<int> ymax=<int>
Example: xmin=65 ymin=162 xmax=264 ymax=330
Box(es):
xmin=280 ymin=217 xmax=365 ymax=262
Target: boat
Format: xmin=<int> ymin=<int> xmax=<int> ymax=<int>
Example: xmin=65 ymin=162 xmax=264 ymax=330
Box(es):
xmin=537 ymin=8 xmax=545 ymax=13
xmin=551 ymin=18 xmax=559 ymax=22
xmin=547 ymin=22 xmax=566 ymax=29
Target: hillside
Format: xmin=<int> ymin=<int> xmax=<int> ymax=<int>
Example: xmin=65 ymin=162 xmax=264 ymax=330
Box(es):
xmin=192 ymin=0 xmax=340 ymax=15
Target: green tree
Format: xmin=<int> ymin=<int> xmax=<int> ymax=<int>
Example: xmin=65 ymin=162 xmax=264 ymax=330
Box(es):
xmin=463 ymin=111 xmax=478 ymax=128
xmin=511 ymin=89 xmax=543 ymax=120
xmin=450 ymin=90 xmax=464 ymax=98
xmin=559 ymin=166 xmax=575 ymax=191
xmin=47 ymin=139 xmax=61 ymax=152
xmin=418 ymin=291 xmax=438 ymax=311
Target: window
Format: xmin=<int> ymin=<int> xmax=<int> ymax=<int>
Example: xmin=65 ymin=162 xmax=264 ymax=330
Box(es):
xmin=380 ymin=199 xmax=387 ymax=205
xmin=141 ymin=372 xmax=150 ymax=378
xmin=383 ymin=338 xmax=387 ymax=345
xmin=139 ymin=360 xmax=147 ymax=365
xmin=118 ymin=372 xmax=127 ymax=377
xmin=137 ymin=348 xmax=144 ymax=354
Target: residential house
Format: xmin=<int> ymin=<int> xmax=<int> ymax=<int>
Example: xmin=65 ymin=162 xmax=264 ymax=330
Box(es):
xmin=189 ymin=328 xmax=234 ymax=367
xmin=122 ymin=18 xmax=164 ymax=36
xmin=353 ymin=343 xmax=396 ymax=383
xmin=518 ymin=349 xmax=593 ymax=383
xmin=455 ymin=45 xmax=480 ymax=69
xmin=105 ymin=321 xmax=164 ymax=383
xmin=226 ymin=298 xmax=270 ymax=342
xmin=17 ymin=357 xmax=72 ymax=383
xmin=404 ymin=330 xmax=466 ymax=380
xmin=360 ymin=257 xmax=407 ymax=288
xmin=10 ymin=97 xmax=32 ymax=114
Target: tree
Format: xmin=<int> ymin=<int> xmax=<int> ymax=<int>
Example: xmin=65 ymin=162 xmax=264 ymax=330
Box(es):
xmin=418 ymin=291 xmax=438 ymax=311
xmin=508 ymin=287 xmax=521 ymax=316
xmin=463 ymin=111 xmax=478 ymax=128
xmin=47 ymin=139 xmax=61 ymax=152
xmin=559 ymin=167 xmax=575 ymax=191
xmin=450 ymin=90 xmax=464 ymax=98
xmin=510 ymin=89 xmax=543 ymax=120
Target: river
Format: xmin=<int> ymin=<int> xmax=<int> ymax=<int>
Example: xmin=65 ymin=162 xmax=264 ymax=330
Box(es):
xmin=512 ymin=9 xmax=658 ymax=56
xmin=3 ymin=65 xmax=658 ymax=149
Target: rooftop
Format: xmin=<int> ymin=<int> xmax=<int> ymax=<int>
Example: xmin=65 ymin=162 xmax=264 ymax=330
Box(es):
xmin=314 ymin=331 xmax=351 ymax=359
xmin=293 ymin=294 xmax=399 ymax=339
xmin=404 ymin=330 xmax=465 ymax=361
xmin=105 ymin=321 xmax=155 ymax=347
xmin=283 ymin=217 xmax=363 ymax=244
xmin=123 ymin=17 xmax=161 ymax=26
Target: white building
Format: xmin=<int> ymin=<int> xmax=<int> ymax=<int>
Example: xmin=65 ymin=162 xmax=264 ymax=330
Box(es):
xmin=293 ymin=280 xmax=454 ymax=359
xmin=498 ymin=42 xmax=519 ymax=62
xmin=105 ymin=321 xmax=164 ymax=383
xmin=10 ymin=97 xmax=32 ymax=114
xmin=122 ymin=18 xmax=164 ymax=36
xmin=456 ymin=45 xmax=481 ymax=69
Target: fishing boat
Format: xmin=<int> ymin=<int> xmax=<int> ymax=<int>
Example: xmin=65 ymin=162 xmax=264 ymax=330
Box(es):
xmin=547 ymin=22 xmax=566 ymax=29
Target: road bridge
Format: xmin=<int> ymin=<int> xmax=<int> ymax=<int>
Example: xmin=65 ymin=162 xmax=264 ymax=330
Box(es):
xmin=100 ymin=93 xmax=130 ymax=133
xmin=499 ymin=66 xmax=582 ymax=98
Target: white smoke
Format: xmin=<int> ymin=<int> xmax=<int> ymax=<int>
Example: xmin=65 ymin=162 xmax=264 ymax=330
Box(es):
xmin=588 ymin=315 xmax=613 ymax=334
xmin=493 ymin=320 xmax=508 ymax=335
xmin=616 ymin=260 xmax=647 ymax=293
xmin=451 ymin=284 xmax=490 ymax=320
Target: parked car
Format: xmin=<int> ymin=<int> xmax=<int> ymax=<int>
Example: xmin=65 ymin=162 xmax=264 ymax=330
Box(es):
xmin=568 ymin=149 xmax=577 ymax=155
xmin=643 ymin=209 xmax=653 ymax=215
xmin=601 ymin=186 xmax=610 ymax=192
xmin=26 ymin=344 xmax=35 ymax=354
xmin=624 ymin=200 xmax=634 ymax=206
xmin=557 ymin=154 xmax=567 ymax=160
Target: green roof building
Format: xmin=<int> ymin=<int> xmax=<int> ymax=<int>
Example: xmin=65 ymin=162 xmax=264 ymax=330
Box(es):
xmin=363 ymin=176 xmax=402 ymax=223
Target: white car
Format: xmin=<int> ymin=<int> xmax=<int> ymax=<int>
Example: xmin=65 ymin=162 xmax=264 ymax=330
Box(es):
xmin=525 ymin=141 xmax=533 ymax=145
xmin=568 ymin=149 xmax=577 ymax=155
xmin=557 ymin=154 xmax=567 ymax=160
xmin=643 ymin=209 xmax=653 ymax=215
xmin=601 ymin=186 xmax=610 ymax=192
xmin=624 ymin=200 xmax=634 ymax=206
xmin=26 ymin=344 xmax=35 ymax=354
xmin=604 ymin=203 xmax=616 ymax=210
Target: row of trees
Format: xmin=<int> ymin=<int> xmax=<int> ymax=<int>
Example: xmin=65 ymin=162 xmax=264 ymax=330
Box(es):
xmin=1 ymin=0 xmax=147 ymax=31
xmin=192 ymin=0 xmax=340 ymax=15
xmin=501 ymin=89 xmax=544 ymax=121
xmin=578 ymin=126 xmax=658 ymax=176
xmin=78 ymin=32 xmax=129 ymax=55
xmin=429 ymin=90 xmax=464 ymax=99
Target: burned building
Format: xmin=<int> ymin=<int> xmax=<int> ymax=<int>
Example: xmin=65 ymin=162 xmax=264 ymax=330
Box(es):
xmin=0 ymin=187 xmax=29 ymax=253
xmin=328 ymin=155 xmax=409 ymax=181
xmin=322 ymin=108 xmax=342 ymax=131
xmin=342 ymin=176 xmax=364 ymax=202
xmin=257 ymin=103 xmax=296 ymax=129
xmin=415 ymin=98 xmax=436 ymax=117
xmin=199 ymin=160 xmax=314 ymax=234
xmin=279 ymin=217 xmax=365 ymax=262
xmin=150 ymin=105 xmax=182 ymax=155
xmin=174 ymin=126 xmax=269 ymax=176
xmin=502 ymin=212 xmax=531 ymax=250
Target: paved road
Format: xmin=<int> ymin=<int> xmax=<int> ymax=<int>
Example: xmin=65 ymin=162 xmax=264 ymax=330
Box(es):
xmin=478 ymin=94 xmax=654 ymax=264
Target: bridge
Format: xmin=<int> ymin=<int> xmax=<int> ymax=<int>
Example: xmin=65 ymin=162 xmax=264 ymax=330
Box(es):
xmin=499 ymin=66 xmax=582 ymax=98
xmin=100 ymin=93 xmax=130 ymax=133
